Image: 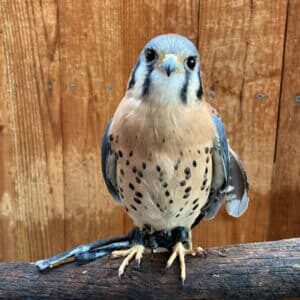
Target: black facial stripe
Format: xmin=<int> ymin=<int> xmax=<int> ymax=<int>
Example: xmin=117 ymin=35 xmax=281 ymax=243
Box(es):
xmin=180 ymin=70 xmax=190 ymax=104
xmin=142 ymin=63 xmax=154 ymax=96
xmin=127 ymin=59 xmax=140 ymax=90
xmin=196 ymin=70 xmax=203 ymax=99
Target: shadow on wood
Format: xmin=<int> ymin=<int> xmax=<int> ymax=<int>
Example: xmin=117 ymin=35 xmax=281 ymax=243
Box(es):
xmin=0 ymin=239 xmax=299 ymax=299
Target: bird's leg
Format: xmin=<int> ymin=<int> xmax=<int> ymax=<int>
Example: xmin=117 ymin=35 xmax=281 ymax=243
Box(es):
xmin=165 ymin=228 xmax=206 ymax=284
xmin=111 ymin=226 xmax=146 ymax=277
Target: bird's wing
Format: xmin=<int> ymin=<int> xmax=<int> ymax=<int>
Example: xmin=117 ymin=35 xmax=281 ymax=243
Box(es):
xmin=202 ymin=109 xmax=250 ymax=220
xmin=101 ymin=118 xmax=121 ymax=202
xmin=202 ymin=114 xmax=229 ymax=220
xmin=225 ymin=147 xmax=249 ymax=217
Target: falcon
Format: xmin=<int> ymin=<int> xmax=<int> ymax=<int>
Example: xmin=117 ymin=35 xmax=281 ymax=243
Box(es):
xmin=36 ymin=34 xmax=249 ymax=283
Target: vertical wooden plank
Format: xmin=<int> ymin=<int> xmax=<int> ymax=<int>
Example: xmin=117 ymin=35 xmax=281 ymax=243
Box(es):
xmin=0 ymin=19 xmax=15 ymax=261
xmin=58 ymin=0 xmax=124 ymax=247
xmin=269 ymin=0 xmax=300 ymax=240
xmin=195 ymin=0 xmax=288 ymax=247
xmin=0 ymin=0 xmax=64 ymax=260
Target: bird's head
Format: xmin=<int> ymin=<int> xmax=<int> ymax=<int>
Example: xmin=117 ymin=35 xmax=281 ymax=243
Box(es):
xmin=127 ymin=34 xmax=203 ymax=105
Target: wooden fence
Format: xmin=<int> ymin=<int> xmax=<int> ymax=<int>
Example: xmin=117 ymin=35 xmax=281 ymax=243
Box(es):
xmin=0 ymin=0 xmax=299 ymax=261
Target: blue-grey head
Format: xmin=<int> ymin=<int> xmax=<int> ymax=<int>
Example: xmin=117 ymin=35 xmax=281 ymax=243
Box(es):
xmin=127 ymin=34 xmax=203 ymax=105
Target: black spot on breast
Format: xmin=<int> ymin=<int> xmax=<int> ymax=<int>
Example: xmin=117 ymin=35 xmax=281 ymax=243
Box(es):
xmin=184 ymin=167 xmax=190 ymax=175
xmin=202 ymin=179 xmax=208 ymax=186
xmin=142 ymin=162 xmax=146 ymax=169
xmin=183 ymin=194 xmax=190 ymax=199
xmin=193 ymin=160 xmax=197 ymax=167
xmin=201 ymin=186 xmax=205 ymax=191
xmin=185 ymin=186 xmax=192 ymax=193
xmin=137 ymin=170 xmax=143 ymax=178
xmin=159 ymin=177 xmax=164 ymax=182
xmin=156 ymin=203 xmax=160 ymax=208
xmin=109 ymin=134 xmax=113 ymax=142
xmin=185 ymin=173 xmax=191 ymax=180
xmin=129 ymin=183 xmax=135 ymax=190
xmin=156 ymin=165 xmax=161 ymax=172
xmin=132 ymin=166 xmax=137 ymax=173
xmin=126 ymin=160 xmax=130 ymax=166
xmin=176 ymin=214 xmax=180 ymax=218
xmin=120 ymin=169 xmax=124 ymax=176
xmin=136 ymin=177 xmax=141 ymax=184
xmin=206 ymin=186 xmax=210 ymax=192
xmin=193 ymin=198 xmax=199 ymax=204
xmin=135 ymin=191 xmax=143 ymax=198
xmin=130 ymin=204 xmax=137 ymax=211
xmin=159 ymin=171 xmax=164 ymax=178
xmin=162 ymin=138 xmax=165 ymax=143
xmin=129 ymin=151 xmax=133 ymax=157
xmin=134 ymin=197 xmax=142 ymax=204
xmin=118 ymin=150 xmax=123 ymax=158
xmin=205 ymin=147 xmax=209 ymax=154
xmin=189 ymin=212 xmax=194 ymax=216
xmin=206 ymin=157 xmax=210 ymax=163
xmin=180 ymin=207 xmax=184 ymax=212
xmin=119 ymin=187 xmax=124 ymax=193
xmin=205 ymin=167 xmax=208 ymax=175
xmin=169 ymin=199 xmax=173 ymax=204
xmin=184 ymin=201 xmax=188 ymax=206
xmin=165 ymin=191 xmax=170 ymax=197
xmin=125 ymin=206 xmax=129 ymax=212
xmin=180 ymin=180 xmax=186 ymax=186
xmin=180 ymin=151 xmax=183 ymax=156
xmin=163 ymin=182 xmax=168 ymax=188
xmin=193 ymin=204 xmax=199 ymax=211
xmin=197 ymin=150 xmax=201 ymax=154
xmin=120 ymin=193 xmax=124 ymax=199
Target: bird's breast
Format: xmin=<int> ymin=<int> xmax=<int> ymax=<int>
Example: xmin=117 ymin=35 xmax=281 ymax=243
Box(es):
xmin=109 ymin=95 xmax=215 ymax=230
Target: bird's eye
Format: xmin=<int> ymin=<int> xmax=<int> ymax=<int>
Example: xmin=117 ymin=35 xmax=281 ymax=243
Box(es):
xmin=144 ymin=48 xmax=157 ymax=63
xmin=186 ymin=56 xmax=196 ymax=70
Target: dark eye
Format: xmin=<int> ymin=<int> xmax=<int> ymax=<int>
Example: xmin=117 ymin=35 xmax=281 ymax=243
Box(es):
xmin=144 ymin=48 xmax=157 ymax=62
xmin=186 ymin=56 xmax=196 ymax=70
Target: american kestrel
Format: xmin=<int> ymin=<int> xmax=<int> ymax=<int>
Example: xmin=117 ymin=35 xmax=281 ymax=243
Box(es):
xmin=36 ymin=34 xmax=249 ymax=283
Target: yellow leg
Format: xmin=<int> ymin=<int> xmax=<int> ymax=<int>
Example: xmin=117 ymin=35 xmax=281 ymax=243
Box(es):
xmin=112 ymin=245 xmax=145 ymax=277
xmin=166 ymin=231 xmax=206 ymax=284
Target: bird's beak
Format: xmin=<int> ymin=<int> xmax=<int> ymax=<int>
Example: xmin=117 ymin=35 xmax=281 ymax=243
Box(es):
xmin=161 ymin=54 xmax=178 ymax=77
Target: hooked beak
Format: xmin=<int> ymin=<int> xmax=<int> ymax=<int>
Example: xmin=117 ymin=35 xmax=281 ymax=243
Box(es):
xmin=161 ymin=54 xmax=178 ymax=77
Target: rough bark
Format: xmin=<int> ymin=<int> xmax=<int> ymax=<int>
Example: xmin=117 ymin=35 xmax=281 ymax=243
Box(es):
xmin=0 ymin=238 xmax=299 ymax=299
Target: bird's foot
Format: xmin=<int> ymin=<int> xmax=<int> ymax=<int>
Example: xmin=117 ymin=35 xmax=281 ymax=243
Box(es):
xmin=112 ymin=244 xmax=145 ymax=277
xmin=166 ymin=242 xmax=206 ymax=284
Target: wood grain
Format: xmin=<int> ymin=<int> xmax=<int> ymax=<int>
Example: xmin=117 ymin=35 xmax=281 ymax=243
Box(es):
xmin=269 ymin=0 xmax=300 ymax=240
xmin=0 ymin=0 xmax=64 ymax=260
xmin=0 ymin=239 xmax=300 ymax=299
xmin=0 ymin=0 xmax=299 ymax=261
xmin=195 ymin=0 xmax=288 ymax=248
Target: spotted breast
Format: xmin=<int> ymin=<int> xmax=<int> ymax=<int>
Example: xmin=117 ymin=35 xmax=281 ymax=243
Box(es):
xmin=108 ymin=93 xmax=216 ymax=231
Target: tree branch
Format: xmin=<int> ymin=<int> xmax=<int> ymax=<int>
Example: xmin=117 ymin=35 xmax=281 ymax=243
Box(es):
xmin=0 ymin=238 xmax=299 ymax=299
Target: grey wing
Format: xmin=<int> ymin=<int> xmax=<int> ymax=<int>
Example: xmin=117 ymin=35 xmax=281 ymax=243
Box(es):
xmin=203 ymin=114 xmax=229 ymax=220
xmin=225 ymin=147 xmax=249 ymax=217
xmin=203 ymin=115 xmax=249 ymax=219
xmin=101 ymin=118 xmax=121 ymax=202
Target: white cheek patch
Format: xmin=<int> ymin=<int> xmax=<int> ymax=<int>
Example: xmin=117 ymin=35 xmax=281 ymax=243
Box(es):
xmin=150 ymin=70 xmax=185 ymax=104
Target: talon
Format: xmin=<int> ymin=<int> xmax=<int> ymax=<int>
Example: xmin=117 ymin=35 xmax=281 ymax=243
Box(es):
xmin=112 ymin=245 xmax=144 ymax=277
xmin=165 ymin=242 xmax=207 ymax=282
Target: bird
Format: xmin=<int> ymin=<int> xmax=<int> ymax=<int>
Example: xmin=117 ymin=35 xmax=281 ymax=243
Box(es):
xmin=101 ymin=33 xmax=249 ymax=282
xmin=35 ymin=33 xmax=249 ymax=283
